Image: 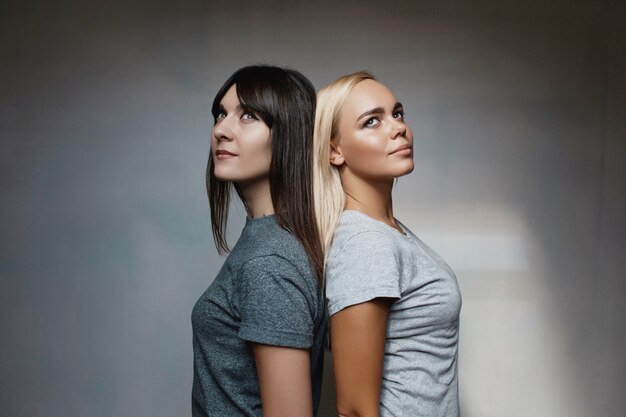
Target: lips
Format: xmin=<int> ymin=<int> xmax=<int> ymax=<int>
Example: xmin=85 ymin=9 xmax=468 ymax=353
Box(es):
xmin=215 ymin=149 xmax=237 ymax=160
xmin=390 ymin=144 xmax=412 ymax=155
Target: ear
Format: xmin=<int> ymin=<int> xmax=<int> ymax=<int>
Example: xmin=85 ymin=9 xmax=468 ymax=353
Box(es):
xmin=329 ymin=141 xmax=345 ymax=166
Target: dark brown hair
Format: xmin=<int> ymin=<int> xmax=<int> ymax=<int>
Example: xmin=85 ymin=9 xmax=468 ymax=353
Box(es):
xmin=206 ymin=65 xmax=324 ymax=281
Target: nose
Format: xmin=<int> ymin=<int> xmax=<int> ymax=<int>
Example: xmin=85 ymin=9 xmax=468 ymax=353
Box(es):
xmin=390 ymin=118 xmax=407 ymax=139
xmin=212 ymin=116 xmax=235 ymax=142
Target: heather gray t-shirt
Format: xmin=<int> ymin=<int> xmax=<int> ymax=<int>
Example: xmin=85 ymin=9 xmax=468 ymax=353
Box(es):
xmin=192 ymin=215 xmax=326 ymax=417
xmin=326 ymin=210 xmax=462 ymax=417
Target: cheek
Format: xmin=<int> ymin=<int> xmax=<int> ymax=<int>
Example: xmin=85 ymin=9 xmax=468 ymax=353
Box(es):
xmin=242 ymin=130 xmax=271 ymax=161
xmin=341 ymin=132 xmax=414 ymax=179
xmin=238 ymin=129 xmax=272 ymax=174
xmin=245 ymin=147 xmax=271 ymax=172
xmin=342 ymin=133 xmax=387 ymax=166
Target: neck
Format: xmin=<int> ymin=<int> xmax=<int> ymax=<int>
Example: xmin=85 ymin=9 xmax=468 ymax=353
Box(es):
xmin=341 ymin=170 xmax=396 ymax=228
xmin=238 ymin=177 xmax=274 ymax=219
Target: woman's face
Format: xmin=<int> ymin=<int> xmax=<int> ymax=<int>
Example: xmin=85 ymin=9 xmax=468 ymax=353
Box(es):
xmin=332 ymin=79 xmax=414 ymax=180
xmin=211 ymin=84 xmax=272 ymax=184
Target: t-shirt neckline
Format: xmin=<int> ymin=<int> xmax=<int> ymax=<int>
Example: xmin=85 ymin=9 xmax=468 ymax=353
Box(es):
xmin=245 ymin=213 xmax=277 ymax=225
xmin=343 ymin=210 xmax=411 ymax=239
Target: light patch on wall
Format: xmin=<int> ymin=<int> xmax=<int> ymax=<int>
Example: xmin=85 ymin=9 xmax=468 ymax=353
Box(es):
xmin=396 ymin=202 xmax=590 ymax=416
xmin=419 ymin=232 xmax=529 ymax=273
xmin=396 ymin=204 xmax=530 ymax=273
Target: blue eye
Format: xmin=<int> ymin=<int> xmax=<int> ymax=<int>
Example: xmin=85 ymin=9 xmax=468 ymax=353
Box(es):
xmin=364 ymin=117 xmax=380 ymax=128
xmin=241 ymin=112 xmax=258 ymax=121
xmin=213 ymin=111 xmax=226 ymax=125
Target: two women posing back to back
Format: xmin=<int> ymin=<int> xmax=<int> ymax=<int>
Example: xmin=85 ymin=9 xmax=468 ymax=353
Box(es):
xmin=192 ymin=65 xmax=461 ymax=417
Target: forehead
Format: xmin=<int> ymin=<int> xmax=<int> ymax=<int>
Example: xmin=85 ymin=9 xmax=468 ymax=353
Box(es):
xmin=343 ymin=79 xmax=397 ymax=116
xmin=220 ymin=84 xmax=240 ymax=107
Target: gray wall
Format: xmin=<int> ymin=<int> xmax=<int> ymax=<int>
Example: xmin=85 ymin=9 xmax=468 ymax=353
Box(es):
xmin=1 ymin=1 xmax=624 ymax=416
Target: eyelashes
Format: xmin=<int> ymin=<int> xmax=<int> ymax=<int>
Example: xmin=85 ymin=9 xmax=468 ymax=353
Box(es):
xmin=362 ymin=111 xmax=405 ymax=129
xmin=241 ymin=111 xmax=258 ymax=121
xmin=213 ymin=109 xmax=259 ymax=123
xmin=364 ymin=117 xmax=379 ymax=128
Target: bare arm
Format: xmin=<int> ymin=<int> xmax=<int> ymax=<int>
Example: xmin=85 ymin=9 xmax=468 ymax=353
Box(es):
xmin=251 ymin=343 xmax=313 ymax=417
xmin=331 ymin=298 xmax=391 ymax=417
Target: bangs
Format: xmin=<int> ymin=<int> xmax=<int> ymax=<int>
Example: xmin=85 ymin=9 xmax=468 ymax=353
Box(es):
xmin=234 ymin=70 xmax=282 ymax=129
xmin=210 ymin=67 xmax=285 ymax=130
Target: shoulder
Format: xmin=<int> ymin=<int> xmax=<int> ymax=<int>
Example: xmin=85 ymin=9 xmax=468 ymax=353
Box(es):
xmin=235 ymin=216 xmax=317 ymax=284
xmin=238 ymin=254 xmax=304 ymax=281
xmin=327 ymin=211 xmax=400 ymax=264
xmin=237 ymin=254 xmax=323 ymax=335
xmin=236 ymin=254 xmax=322 ymax=310
xmin=324 ymin=213 xmax=404 ymax=315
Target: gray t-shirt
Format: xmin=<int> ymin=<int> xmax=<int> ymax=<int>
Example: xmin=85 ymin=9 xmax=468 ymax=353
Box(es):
xmin=192 ymin=215 xmax=326 ymax=417
xmin=326 ymin=210 xmax=462 ymax=417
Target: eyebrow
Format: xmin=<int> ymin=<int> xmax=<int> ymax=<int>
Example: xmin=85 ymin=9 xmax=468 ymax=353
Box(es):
xmin=356 ymin=102 xmax=404 ymax=121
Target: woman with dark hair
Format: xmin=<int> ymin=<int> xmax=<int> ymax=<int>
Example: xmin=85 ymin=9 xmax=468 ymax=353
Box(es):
xmin=314 ymin=72 xmax=462 ymax=417
xmin=192 ymin=65 xmax=326 ymax=417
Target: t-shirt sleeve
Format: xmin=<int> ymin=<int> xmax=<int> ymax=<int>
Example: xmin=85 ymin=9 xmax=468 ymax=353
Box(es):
xmin=326 ymin=231 xmax=401 ymax=316
xmin=236 ymin=255 xmax=317 ymax=349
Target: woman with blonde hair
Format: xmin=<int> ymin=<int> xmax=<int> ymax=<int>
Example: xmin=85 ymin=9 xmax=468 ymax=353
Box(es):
xmin=314 ymin=71 xmax=462 ymax=417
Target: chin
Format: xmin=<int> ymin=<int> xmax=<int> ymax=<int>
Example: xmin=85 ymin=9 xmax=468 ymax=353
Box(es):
xmin=392 ymin=161 xmax=415 ymax=178
xmin=213 ymin=167 xmax=237 ymax=182
xmin=213 ymin=167 xmax=271 ymax=184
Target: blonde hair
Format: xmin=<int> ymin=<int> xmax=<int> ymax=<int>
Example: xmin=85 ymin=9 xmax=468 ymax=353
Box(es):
xmin=313 ymin=71 xmax=376 ymax=261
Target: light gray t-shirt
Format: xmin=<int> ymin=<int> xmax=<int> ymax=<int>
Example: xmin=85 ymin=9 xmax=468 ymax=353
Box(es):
xmin=326 ymin=210 xmax=462 ymax=417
